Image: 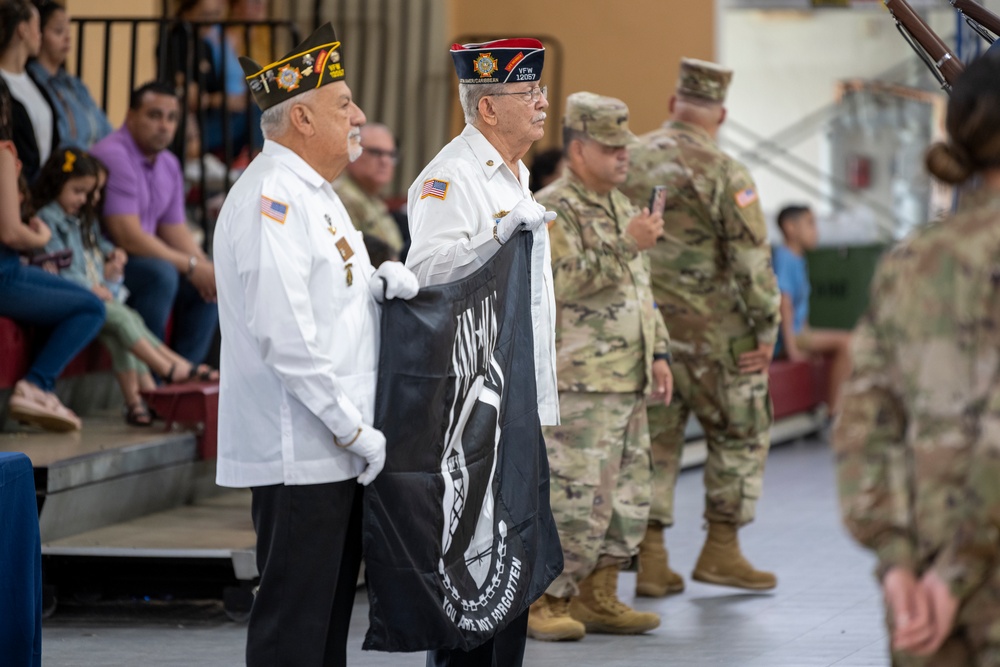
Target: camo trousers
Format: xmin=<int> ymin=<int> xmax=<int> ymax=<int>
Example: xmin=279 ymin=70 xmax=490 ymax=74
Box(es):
xmin=543 ymin=392 xmax=652 ymax=598
xmin=647 ymin=355 xmax=772 ymax=527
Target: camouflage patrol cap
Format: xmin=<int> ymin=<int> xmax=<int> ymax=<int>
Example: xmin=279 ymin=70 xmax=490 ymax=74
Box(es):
xmin=676 ymin=58 xmax=733 ymax=103
xmin=564 ymin=91 xmax=636 ymax=147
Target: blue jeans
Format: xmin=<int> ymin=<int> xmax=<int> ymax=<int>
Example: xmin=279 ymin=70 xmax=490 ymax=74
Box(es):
xmin=0 ymin=255 xmax=106 ymax=391
xmin=124 ymin=255 xmax=218 ymax=365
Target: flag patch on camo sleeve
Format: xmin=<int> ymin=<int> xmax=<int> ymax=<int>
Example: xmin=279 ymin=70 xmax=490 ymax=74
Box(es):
xmin=735 ymin=187 xmax=758 ymax=209
xmin=420 ymin=179 xmax=449 ymax=200
xmin=261 ymin=196 xmax=289 ymax=223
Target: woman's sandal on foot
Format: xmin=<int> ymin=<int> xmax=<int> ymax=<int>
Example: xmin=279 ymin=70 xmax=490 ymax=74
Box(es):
xmin=124 ymin=402 xmax=153 ymax=427
xmin=163 ymin=363 xmax=219 ymax=385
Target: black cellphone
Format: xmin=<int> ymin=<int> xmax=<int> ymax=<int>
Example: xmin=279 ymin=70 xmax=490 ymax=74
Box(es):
xmin=648 ymin=186 xmax=667 ymax=217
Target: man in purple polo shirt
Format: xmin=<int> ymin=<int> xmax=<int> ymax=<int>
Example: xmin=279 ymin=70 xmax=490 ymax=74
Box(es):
xmin=91 ymin=81 xmax=218 ymax=365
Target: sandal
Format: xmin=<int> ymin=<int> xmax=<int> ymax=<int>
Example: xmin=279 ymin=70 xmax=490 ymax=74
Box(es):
xmin=125 ymin=402 xmax=153 ymax=427
xmin=8 ymin=380 xmax=81 ymax=432
xmin=162 ymin=363 xmax=218 ymax=384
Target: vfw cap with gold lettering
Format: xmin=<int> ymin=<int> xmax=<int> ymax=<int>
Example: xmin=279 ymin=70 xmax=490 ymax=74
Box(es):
xmin=240 ymin=22 xmax=345 ymax=111
xmin=450 ymin=38 xmax=545 ymax=85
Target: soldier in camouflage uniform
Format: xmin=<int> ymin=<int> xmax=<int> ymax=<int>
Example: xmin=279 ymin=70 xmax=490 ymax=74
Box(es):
xmin=834 ymin=55 xmax=1000 ymax=666
xmin=333 ymin=123 xmax=405 ymax=257
xmin=620 ymin=58 xmax=781 ymax=595
xmin=527 ymin=92 xmax=673 ymax=642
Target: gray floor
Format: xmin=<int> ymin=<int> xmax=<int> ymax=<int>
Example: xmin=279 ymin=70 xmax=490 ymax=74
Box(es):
xmin=42 ymin=438 xmax=890 ymax=666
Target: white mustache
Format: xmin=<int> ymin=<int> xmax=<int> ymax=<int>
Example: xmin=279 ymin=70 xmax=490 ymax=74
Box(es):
xmin=532 ymin=112 xmax=547 ymax=123
xmin=348 ymin=129 xmax=361 ymax=142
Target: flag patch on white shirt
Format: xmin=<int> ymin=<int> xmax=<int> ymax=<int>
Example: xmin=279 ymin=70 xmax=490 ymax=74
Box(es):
xmin=261 ymin=196 xmax=289 ymax=223
xmin=420 ymin=179 xmax=449 ymax=200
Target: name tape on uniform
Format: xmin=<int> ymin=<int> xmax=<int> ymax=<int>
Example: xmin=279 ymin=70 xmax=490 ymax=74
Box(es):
xmin=261 ymin=195 xmax=290 ymax=223
xmin=420 ymin=179 xmax=449 ymax=201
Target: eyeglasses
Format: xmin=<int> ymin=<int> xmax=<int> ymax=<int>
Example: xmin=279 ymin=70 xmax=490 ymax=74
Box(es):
xmin=490 ymin=85 xmax=548 ymax=104
xmin=362 ymin=147 xmax=399 ymax=163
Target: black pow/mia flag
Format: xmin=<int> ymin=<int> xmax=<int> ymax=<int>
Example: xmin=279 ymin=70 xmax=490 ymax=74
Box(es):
xmin=363 ymin=233 xmax=562 ymax=653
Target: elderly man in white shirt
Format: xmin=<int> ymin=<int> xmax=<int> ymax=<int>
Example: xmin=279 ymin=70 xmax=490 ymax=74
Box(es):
xmin=213 ymin=24 xmax=418 ymax=667
xmin=406 ymin=38 xmax=559 ymax=667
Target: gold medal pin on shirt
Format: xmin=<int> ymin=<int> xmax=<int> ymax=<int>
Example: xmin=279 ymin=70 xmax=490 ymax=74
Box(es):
xmin=326 ymin=213 xmax=355 ymax=285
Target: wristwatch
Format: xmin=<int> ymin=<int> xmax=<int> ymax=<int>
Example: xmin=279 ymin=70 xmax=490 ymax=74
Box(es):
xmin=653 ymin=352 xmax=673 ymax=365
xmin=186 ymin=255 xmax=199 ymax=278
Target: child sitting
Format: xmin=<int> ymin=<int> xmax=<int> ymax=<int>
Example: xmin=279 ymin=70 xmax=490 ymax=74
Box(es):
xmin=34 ymin=148 xmax=218 ymax=426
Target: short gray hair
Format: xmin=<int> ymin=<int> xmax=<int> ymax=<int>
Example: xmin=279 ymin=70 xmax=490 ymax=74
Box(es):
xmin=259 ymin=88 xmax=320 ymax=139
xmin=458 ymin=82 xmax=506 ymax=125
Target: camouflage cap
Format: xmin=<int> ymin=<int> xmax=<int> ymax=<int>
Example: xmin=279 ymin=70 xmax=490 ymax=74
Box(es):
xmin=564 ymin=91 xmax=636 ymax=147
xmin=676 ymin=58 xmax=733 ymax=103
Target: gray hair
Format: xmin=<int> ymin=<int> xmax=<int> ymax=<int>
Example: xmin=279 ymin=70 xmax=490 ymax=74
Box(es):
xmin=259 ymin=88 xmax=320 ymax=140
xmin=458 ymin=82 xmax=507 ymax=125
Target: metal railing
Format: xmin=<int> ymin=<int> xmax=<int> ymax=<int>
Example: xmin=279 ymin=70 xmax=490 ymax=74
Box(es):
xmin=70 ymin=16 xmax=301 ymax=249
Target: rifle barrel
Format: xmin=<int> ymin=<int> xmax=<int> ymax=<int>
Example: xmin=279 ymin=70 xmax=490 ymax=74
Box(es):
xmin=885 ymin=0 xmax=966 ymax=86
xmin=952 ymin=0 xmax=1000 ymax=37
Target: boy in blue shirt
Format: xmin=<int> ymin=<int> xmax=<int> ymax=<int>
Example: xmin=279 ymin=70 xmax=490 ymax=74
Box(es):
xmin=773 ymin=205 xmax=852 ymax=417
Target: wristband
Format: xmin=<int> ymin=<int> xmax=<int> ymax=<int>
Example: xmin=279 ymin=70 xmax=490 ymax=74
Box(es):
xmin=653 ymin=352 xmax=672 ymax=365
xmin=334 ymin=427 xmax=362 ymax=448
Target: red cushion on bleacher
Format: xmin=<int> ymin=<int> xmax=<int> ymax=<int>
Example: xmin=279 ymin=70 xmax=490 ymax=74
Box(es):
xmin=0 ymin=318 xmax=29 ymax=388
xmin=769 ymin=359 xmax=824 ymax=420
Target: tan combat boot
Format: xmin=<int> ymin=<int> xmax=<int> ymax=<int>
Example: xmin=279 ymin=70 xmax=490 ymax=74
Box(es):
xmin=569 ymin=566 xmax=660 ymax=635
xmin=692 ymin=522 xmax=777 ymax=590
xmin=527 ymin=594 xmax=585 ymax=641
xmin=636 ymin=521 xmax=685 ymax=597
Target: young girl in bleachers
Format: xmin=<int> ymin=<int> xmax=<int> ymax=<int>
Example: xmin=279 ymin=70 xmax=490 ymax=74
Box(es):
xmin=34 ymin=148 xmax=218 ymax=426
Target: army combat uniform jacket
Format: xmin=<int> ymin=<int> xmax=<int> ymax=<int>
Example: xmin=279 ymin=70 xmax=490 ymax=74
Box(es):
xmin=333 ymin=173 xmax=404 ymax=255
xmin=537 ymin=169 xmax=670 ymax=394
xmin=621 ymin=120 xmax=779 ymax=357
xmin=834 ymin=189 xmax=1000 ymax=644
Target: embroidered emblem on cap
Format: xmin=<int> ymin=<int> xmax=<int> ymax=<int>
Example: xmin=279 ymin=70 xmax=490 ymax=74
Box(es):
xmin=420 ymin=179 xmax=449 ymax=200
xmin=261 ymin=196 xmax=289 ymax=223
xmin=277 ymin=65 xmax=302 ymax=91
xmin=474 ymin=53 xmax=499 ymax=78
xmin=505 ymin=52 xmax=525 ymax=72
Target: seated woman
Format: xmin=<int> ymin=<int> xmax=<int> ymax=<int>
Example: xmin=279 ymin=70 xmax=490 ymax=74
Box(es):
xmin=34 ymin=149 xmax=218 ymax=426
xmin=0 ymin=0 xmax=58 ymax=183
xmin=27 ymin=1 xmax=112 ymax=151
xmin=0 ymin=77 xmax=104 ymax=432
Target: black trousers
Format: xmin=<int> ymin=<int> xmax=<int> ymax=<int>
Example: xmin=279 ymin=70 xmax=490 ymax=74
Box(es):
xmin=425 ymin=610 xmax=529 ymax=667
xmin=247 ymin=479 xmax=364 ymax=667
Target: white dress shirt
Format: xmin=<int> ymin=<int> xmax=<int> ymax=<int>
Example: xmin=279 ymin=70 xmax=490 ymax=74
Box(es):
xmin=406 ymin=124 xmax=559 ymax=425
xmin=213 ymin=140 xmax=378 ymax=487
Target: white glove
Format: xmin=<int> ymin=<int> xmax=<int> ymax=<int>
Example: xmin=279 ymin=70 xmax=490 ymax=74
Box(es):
xmin=341 ymin=426 xmax=387 ymax=486
xmin=495 ymin=200 xmax=557 ymax=244
xmin=369 ymin=261 xmax=419 ymax=303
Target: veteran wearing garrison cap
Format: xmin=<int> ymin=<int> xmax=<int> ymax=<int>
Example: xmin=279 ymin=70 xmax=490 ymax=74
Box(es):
xmin=621 ymin=58 xmax=781 ymax=598
xmin=406 ymin=38 xmax=559 ymax=667
xmin=212 ymin=22 xmax=418 ymax=666
xmin=527 ymin=92 xmax=672 ymax=642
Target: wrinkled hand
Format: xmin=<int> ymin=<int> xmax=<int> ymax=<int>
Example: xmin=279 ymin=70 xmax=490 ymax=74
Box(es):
xmin=899 ymin=570 xmax=959 ymax=657
xmin=738 ymin=342 xmax=775 ymax=375
xmin=626 ymin=207 xmax=665 ymax=251
xmin=650 ymin=359 xmax=673 ymax=406
xmin=883 ymin=567 xmax=934 ymax=654
xmin=369 ymin=261 xmax=419 ymax=303
xmin=344 ymin=426 xmax=387 ymax=486
xmin=496 ymin=200 xmax=556 ymax=244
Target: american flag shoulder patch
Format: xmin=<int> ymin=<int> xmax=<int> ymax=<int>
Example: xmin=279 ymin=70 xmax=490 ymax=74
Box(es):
xmin=420 ymin=178 xmax=449 ymax=201
xmin=260 ymin=195 xmax=289 ymax=223
xmin=735 ymin=187 xmax=758 ymax=209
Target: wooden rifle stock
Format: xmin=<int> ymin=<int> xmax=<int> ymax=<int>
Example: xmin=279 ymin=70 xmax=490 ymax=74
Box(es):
xmin=885 ymin=0 xmax=965 ymax=90
xmin=951 ymin=0 xmax=1000 ymax=43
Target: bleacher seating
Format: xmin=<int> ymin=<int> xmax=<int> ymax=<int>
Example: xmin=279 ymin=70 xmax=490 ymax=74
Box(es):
xmin=0 ymin=317 xmax=111 ymax=390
